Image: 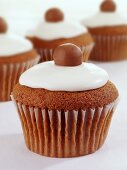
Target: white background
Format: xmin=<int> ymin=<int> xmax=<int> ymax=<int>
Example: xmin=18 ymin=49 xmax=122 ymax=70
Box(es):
xmin=0 ymin=0 xmax=127 ymax=170
xmin=0 ymin=0 xmax=127 ymax=35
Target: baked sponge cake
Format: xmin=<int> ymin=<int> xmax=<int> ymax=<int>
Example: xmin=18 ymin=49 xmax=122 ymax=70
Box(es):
xmin=12 ymin=43 xmax=119 ymax=158
xmin=82 ymin=0 xmax=127 ymax=61
xmin=27 ymin=8 xmax=94 ymax=62
xmin=0 ymin=17 xmax=40 ymax=101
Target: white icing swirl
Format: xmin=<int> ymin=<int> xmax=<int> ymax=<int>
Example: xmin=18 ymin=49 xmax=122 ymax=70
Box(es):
xmin=0 ymin=34 xmax=33 ymax=56
xmin=27 ymin=21 xmax=87 ymax=40
xmin=83 ymin=12 xmax=127 ymax=27
xmin=19 ymin=61 xmax=109 ymax=92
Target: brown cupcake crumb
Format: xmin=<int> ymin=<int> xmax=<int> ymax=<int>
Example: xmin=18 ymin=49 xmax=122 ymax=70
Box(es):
xmin=88 ymin=25 xmax=127 ymax=35
xmin=27 ymin=33 xmax=93 ymax=49
xmin=0 ymin=49 xmax=38 ymax=64
xmin=13 ymin=81 xmax=119 ymax=110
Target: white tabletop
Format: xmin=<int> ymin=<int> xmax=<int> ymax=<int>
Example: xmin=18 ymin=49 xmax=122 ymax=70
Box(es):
xmin=0 ymin=61 xmax=127 ymax=170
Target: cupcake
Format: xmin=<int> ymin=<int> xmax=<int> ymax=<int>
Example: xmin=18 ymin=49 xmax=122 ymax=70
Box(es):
xmin=27 ymin=8 xmax=94 ymax=62
xmin=0 ymin=17 xmax=40 ymax=102
xmin=82 ymin=0 xmax=127 ymax=61
xmin=12 ymin=43 xmax=119 ymax=158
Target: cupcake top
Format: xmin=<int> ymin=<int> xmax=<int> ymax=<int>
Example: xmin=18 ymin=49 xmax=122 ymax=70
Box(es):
xmin=20 ymin=43 xmax=109 ymax=92
xmin=27 ymin=8 xmax=87 ymax=40
xmin=0 ymin=34 xmax=33 ymax=56
xmin=83 ymin=0 xmax=127 ymax=27
xmin=0 ymin=17 xmax=33 ymax=57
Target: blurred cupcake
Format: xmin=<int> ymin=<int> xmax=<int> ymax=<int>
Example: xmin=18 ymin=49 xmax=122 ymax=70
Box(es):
xmin=12 ymin=43 xmax=119 ymax=158
xmin=27 ymin=8 xmax=94 ymax=62
xmin=0 ymin=17 xmax=40 ymax=102
xmin=83 ymin=0 xmax=127 ymax=61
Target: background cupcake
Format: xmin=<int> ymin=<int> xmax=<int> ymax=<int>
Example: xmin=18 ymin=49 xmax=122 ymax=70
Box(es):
xmin=0 ymin=17 xmax=40 ymax=102
xmin=27 ymin=8 xmax=94 ymax=62
xmin=12 ymin=43 xmax=119 ymax=158
xmin=82 ymin=0 xmax=127 ymax=61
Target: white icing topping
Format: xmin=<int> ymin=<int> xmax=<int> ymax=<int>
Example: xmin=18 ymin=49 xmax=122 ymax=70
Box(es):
xmin=0 ymin=34 xmax=33 ymax=56
xmin=83 ymin=11 xmax=127 ymax=27
xmin=19 ymin=61 xmax=109 ymax=92
xmin=27 ymin=21 xmax=87 ymax=40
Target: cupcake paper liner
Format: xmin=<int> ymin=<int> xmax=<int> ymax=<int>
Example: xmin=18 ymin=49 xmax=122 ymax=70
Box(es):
xmin=12 ymin=97 xmax=118 ymax=158
xmin=90 ymin=35 xmax=127 ymax=61
xmin=37 ymin=43 xmax=94 ymax=62
xmin=0 ymin=57 xmax=39 ymax=102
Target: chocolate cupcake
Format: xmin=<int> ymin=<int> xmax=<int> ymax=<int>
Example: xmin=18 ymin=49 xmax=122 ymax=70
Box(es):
xmin=82 ymin=0 xmax=127 ymax=61
xmin=27 ymin=8 xmax=94 ymax=62
xmin=0 ymin=17 xmax=40 ymax=101
xmin=12 ymin=43 xmax=119 ymax=158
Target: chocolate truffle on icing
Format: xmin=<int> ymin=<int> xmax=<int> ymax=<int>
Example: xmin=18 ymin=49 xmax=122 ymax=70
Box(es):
xmin=19 ymin=43 xmax=109 ymax=91
xmin=53 ymin=43 xmax=82 ymax=66
xmin=45 ymin=8 xmax=64 ymax=22
xmin=100 ymin=0 xmax=116 ymax=12
xmin=0 ymin=17 xmax=7 ymax=33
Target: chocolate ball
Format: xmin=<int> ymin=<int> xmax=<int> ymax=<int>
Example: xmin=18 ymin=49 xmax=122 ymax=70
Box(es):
xmin=45 ymin=8 xmax=64 ymax=22
xmin=100 ymin=0 xmax=116 ymax=12
xmin=0 ymin=17 xmax=7 ymax=33
xmin=53 ymin=43 xmax=82 ymax=67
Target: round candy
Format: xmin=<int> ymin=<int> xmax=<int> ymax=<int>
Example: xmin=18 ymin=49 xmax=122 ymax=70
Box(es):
xmin=45 ymin=8 xmax=64 ymax=22
xmin=0 ymin=17 xmax=8 ymax=33
xmin=53 ymin=43 xmax=82 ymax=67
xmin=100 ymin=0 xmax=116 ymax=12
